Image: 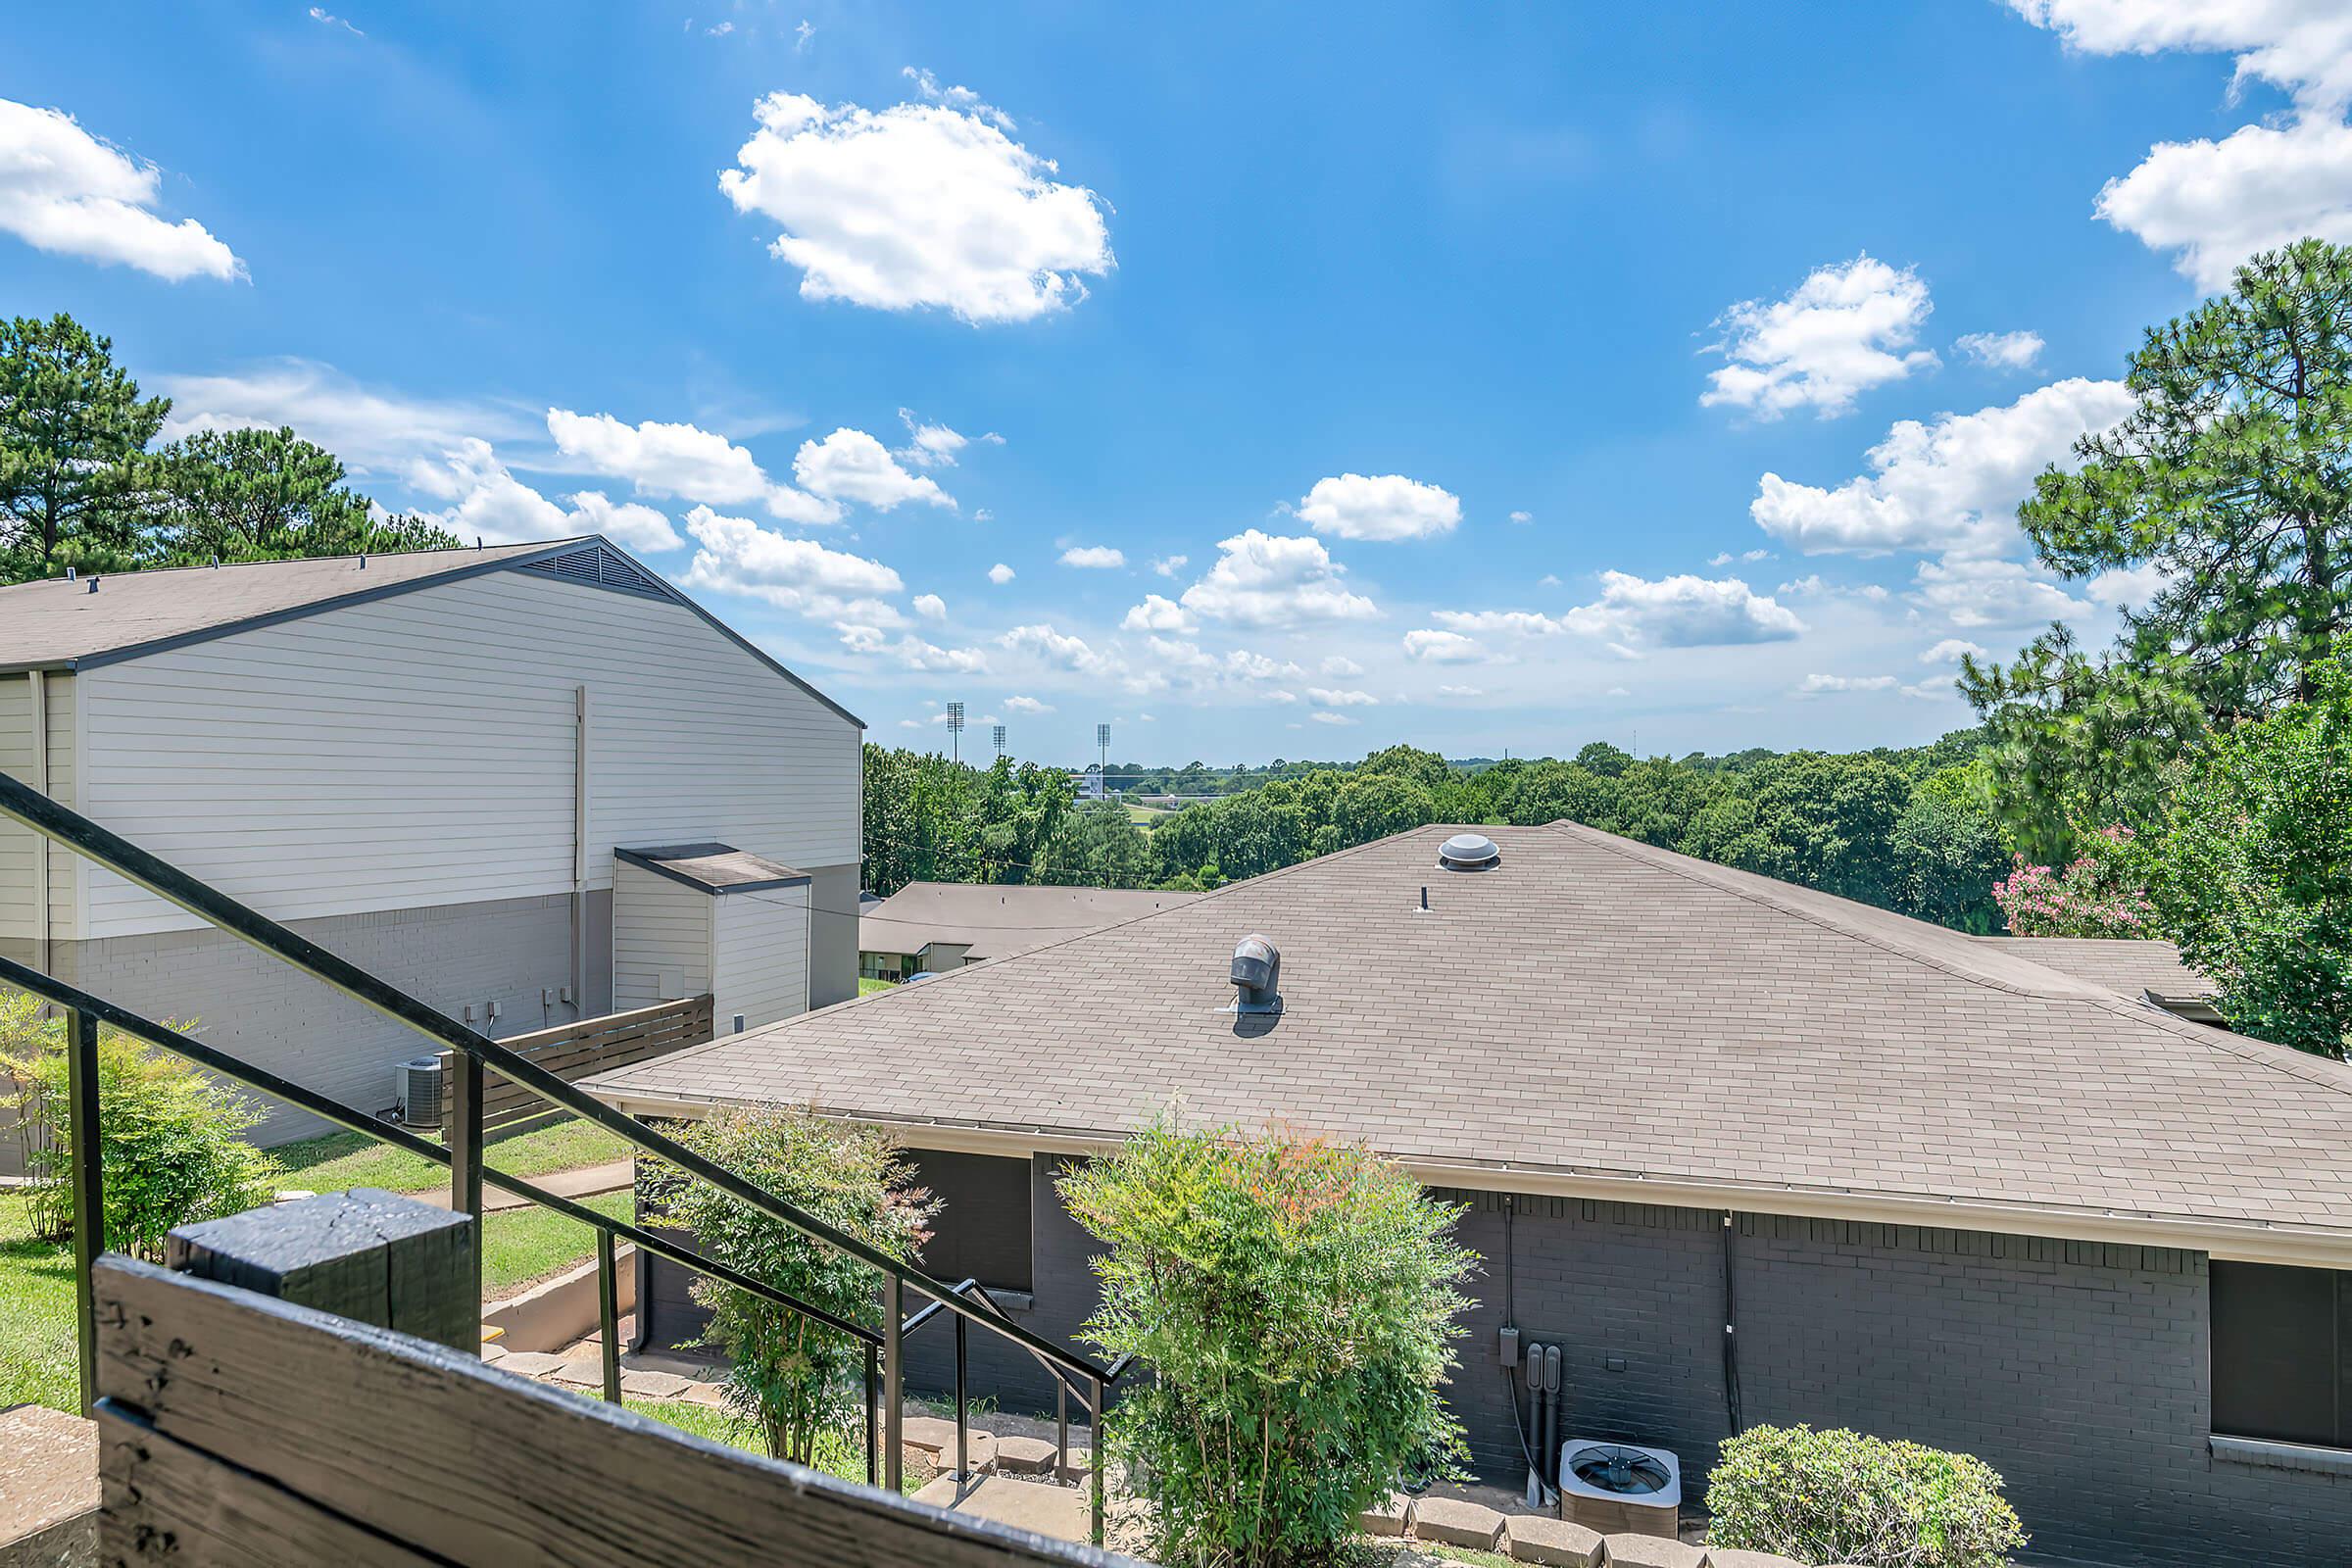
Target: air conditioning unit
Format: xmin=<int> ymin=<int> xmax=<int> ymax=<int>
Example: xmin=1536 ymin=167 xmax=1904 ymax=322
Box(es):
xmin=395 ymin=1055 xmax=444 ymax=1128
xmin=1557 ymin=1440 xmax=1681 ymax=1538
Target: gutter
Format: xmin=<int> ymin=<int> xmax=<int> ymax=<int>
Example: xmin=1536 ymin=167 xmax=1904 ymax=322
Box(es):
xmin=585 ymin=1087 xmax=2352 ymax=1271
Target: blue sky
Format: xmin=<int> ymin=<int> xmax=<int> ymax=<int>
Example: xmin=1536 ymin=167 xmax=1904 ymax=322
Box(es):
xmin=8 ymin=3 xmax=2349 ymax=764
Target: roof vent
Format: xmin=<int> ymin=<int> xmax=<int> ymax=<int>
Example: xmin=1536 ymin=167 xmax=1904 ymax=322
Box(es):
xmin=1230 ymin=934 xmax=1283 ymax=1015
xmin=1438 ymin=832 xmax=1499 ymax=872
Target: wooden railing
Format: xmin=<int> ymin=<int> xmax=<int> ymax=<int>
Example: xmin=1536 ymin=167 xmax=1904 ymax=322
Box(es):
xmin=434 ymin=993 xmax=715 ymax=1135
xmin=90 ymin=1200 xmax=1138 ymax=1567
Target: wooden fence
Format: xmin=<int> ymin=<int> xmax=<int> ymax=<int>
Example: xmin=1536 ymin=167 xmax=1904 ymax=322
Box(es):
xmin=434 ymin=993 xmax=714 ymax=1135
xmin=90 ymin=1225 xmax=1135 ymax=1566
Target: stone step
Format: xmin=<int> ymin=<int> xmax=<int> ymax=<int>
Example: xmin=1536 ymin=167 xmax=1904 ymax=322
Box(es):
xmin=909 ymin=1472 xmax=1091 ymax=1542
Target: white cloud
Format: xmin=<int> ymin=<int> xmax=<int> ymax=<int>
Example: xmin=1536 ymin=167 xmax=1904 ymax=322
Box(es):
xmin=839 ymin=625 xmax=988 ymax=672
xmin=1150 ymin=554 xmax=1189 ymax=578
xmin=1309 ymin=710 xmax=1357 ymax=726
xmin=679 ymin=504 xmax=905 ymax=621
xmin=407 ymin=440 xmax=568 ymax=546
xmin=1436 ymin=683 xmax=1485 ymax=697
xmin=912 ymin=592 xmax=947 ymax=619
xmin=158 ymin=361 xmax=524 ymax=475
xmin=547 ymin=409 xmax=780 ymax=508
xmin=1912 ymin=557 xmax=2091 ymax=628
xmin=987 ymin=563 xmax=1015 ymax=585
xmin=1059 ymin=545 xmax=1126 ymax=568
xmin=1956 ymin=330 xmax=2045 ymax=370
xmin=1507 ymin=510 xmax=1534 ymax=524
xmin=1565 ymin=571 xmax=1805 ymax=647
xmin=1701 ymin=256 xmax=1936 ymax=418
xmin=1001 ymin=622 xmax=1116 ymax=676
xmin=308 ymin=8 xmax=363 ymax=35
xmin=894 ymin=410 xmax=1000 ymax=469
xmin=1430 ymin=609 xmax=1566 ymax=637
xmin=2005 ymin=1 xmax=2352 ymax=115
xmin=1120 ymin=594 xmax=1195 ymax=633
xmin=566 ymin=491 xmax=681 ymax=553
xmin=793 ymin=427 xmax=953 ymax=512
xmin=1402 ymin=628 xmax=1486 ymax=663
xmin=2093 ymin=118 xmax=2352 ymax=290
xmin=1178 ymin=530 xmax=1379 ymax=626
xmin=902 ymin=68 xmax=1011 ymax=128
xmin=1307 ymin=687 xmax=1378 ymax=708
xmin=2086 ymin=560 xmax=2172 ymax=609
xmin=1920 ymin=638 xmax=1990 ymax=664
xmin=1320 ymin=656 xmax=1364 ymax=677
xmin=1004 ymin=695 xmax=1054 ymax=714
xmin=1795 ymin=673 xmax=1900 ymax=696
xmin=717 ymin=86 xmax=1112 ymax=323
xmin=1294 ymin=472 xmax=1462 ymax=541
xmin=1225 ymin=650 xmax=1301 ymax=681
xmin=1752 ymin=377 xmax=2135 ymax=556
xmin=0 ymin=99 xmax=242 ymax=281
xmin=1709 ymin=548 xmax=1775 ymax=565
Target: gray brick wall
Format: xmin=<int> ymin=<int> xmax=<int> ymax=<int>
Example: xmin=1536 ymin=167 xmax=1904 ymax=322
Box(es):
xmin=42 ymin=893 xmax=598 ymax=1144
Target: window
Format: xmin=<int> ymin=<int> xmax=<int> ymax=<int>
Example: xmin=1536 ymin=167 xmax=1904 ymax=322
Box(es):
xmin=906 ymin=1149 xmax=1034 ymax=1294
xmin=2212 ymin=1261 xmax=2352 ymax=1447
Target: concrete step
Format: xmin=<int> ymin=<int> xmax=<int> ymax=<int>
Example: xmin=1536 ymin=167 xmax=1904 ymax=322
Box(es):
xmin=909 ymin=1472 xmax=1091 ymax=1542
xmin=0 ymin=1403 xmax=99 ymax=1562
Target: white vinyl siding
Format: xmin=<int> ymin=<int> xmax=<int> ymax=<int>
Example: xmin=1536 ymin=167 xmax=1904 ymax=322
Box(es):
xmin=0 ymin=671 xmax=75 ymax=942
xmin=73 ymin=568 xmax=859 ymax=939
xmin=712 ymin=884 xmax=808 ymax=1034
xmin=612 ymin=861 xmax=711 ymax=1012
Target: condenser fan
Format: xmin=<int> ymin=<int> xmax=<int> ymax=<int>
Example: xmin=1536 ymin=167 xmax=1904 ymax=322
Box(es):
xmin=1567 ymin=1445 xmax=1673 ymax=1496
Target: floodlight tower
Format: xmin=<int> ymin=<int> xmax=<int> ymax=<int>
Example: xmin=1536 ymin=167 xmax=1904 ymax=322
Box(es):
xmin=1097 ymin=722 xmax=1111 ymax=774
xmin=946 ymin=702 xmax=965 ymax=763
xmin=992 ymin=723 xmax=1006 ymax=759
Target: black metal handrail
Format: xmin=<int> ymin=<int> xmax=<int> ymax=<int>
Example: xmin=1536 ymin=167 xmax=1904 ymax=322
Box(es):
xmin=0 ymin=768 xmax=1122 ymax=1540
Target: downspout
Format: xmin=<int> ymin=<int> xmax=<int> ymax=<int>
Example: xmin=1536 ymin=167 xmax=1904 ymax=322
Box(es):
xmin=572 ymin=684 xmax=589 ymax=1019
xmin=28 ymin=671 xmax=48 ymax=983
xmin=1722 ymin=1210 xmax=1743 ymax=1436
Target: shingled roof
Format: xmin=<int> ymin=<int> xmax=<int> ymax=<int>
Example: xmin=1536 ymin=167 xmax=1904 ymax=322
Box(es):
xmin=858 ymin=881 xmax=1201 ymax=963
xmin=587 ymin=821 xmax=2352 ymax=1265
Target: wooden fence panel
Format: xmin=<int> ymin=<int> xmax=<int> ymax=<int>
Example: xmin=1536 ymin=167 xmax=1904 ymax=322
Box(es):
xmin=92 ymin=1256 xmax=1135 ymax=1568
xmin=433 ymin=994 xmax=714 ymax=1132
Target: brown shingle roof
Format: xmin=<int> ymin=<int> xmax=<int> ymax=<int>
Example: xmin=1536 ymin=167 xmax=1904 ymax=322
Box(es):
xmin=858 ymin=882 xmax=1201 ymax=962
xmin=1978 ymin=935 xmax=2215 ymax=1001
xmin=588 ymin=822 xmax=2352 ymax=1256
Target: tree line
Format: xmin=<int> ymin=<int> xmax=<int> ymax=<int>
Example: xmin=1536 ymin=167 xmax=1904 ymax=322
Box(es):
xmin=0 ymin=313 xmax=458 ymax=585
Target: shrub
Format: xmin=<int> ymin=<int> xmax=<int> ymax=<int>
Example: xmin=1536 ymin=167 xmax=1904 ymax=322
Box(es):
xmin=0 ymin=992 xmax=283 ymax=1259
xmin=1059 ymin=1120 xmax=1475 ymax=1568
xmin=640 ymin=1107 xmax=935 ymax=1466
xmin=1706 ymin=1424 xmax=2027 ymax=1568
xmin=1990 ymin=825 xmax=2152 ymax=937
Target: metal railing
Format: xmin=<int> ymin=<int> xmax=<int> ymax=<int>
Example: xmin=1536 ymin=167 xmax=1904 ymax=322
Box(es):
xmin=0 ymin=769 xmax=1128 ymax=1541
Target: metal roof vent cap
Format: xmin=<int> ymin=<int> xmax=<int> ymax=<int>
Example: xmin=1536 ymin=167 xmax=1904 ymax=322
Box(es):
xmin=1230 ymin=934 xmax=1283 ymax=1015
xmin=1438 ymin=832 xmax=1500 ymax=872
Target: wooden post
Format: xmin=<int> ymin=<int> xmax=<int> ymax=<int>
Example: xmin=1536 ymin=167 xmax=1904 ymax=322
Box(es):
xmin=446 ymin=1050 xmax=485 ymax=1328
xmin=65 ymin=1005 xmax=101 ymax=1418
xmin=167 ymin=1188 xmax=476 ymax=1352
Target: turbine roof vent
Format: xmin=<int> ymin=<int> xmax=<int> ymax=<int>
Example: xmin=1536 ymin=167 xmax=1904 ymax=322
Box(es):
xmin=1438 ymin=832 xmax=1500 ymax=872
xmin=1230 ymin=934 xmax=1283 ymax=1015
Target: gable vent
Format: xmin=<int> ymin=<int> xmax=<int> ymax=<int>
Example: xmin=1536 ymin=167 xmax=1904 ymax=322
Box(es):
xmin=1438 ymin=832 xmax=1500 ymax=872
xmin=518 ymin=541 xmax=668 ymax=600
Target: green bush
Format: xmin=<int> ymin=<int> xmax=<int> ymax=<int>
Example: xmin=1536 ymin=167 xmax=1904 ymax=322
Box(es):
xmin=1706 ymin=1424 xmax=2027 ymax=1568
xmin=0 ymin=991 xmax=284 ymax=1260
xmin=1059 ymin=1120 xmax=1475 ymax=1568
xmin=640 ymin=1107 xmax=935 ymax=1466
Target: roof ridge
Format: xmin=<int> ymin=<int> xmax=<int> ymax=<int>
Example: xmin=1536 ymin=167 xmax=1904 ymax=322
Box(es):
xmin=1544 ymin=818 xmax=2352 ymax=1102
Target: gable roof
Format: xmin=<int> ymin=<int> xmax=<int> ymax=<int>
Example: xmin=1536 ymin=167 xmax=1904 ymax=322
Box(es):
xmin=858 ymin=882 xmax=1201 ymax=962
xmin=588 ymin=820 xmax=2352 ymax=1266
xmin=0 ymin=536 xmax=862 ymax=729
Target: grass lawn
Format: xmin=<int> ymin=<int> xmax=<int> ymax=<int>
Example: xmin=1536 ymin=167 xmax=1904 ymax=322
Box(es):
xmin=858 ymin=977 xmax=897 ymax=996
xmin=271 ymin=1116 xmax=630 ymax=1197
xmin=620 ymin=1397 xmax=914 ymax=1492
xmin=482 ymin=1189 xmax=633 ymax=1297
xmin=0 ymin=1192 xmax=76 ymax=1415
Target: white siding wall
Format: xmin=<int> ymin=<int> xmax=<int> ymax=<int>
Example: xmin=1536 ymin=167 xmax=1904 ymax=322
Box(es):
xmin=712 ymin=885 xmax=808 ymax=1034
xmin=73 ymin=568 xmax=860 ymax=939
xmin=612 ymin=861 xmax=710 ymax=1012
xmin=0 ymin=671 xmax=76 ymax=942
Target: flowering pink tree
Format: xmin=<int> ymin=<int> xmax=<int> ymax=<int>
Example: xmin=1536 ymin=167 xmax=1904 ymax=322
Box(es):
xmin=1992 ymin=825 xmax=2155 ymax=937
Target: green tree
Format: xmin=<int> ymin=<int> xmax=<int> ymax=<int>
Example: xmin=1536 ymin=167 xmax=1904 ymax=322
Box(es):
xmin=1060 ymin=1121 xmax=1474 ymax=1567
xmin=1573 ymin=740 xmax=1634 ymax=779
xmin=1886 ymin=765 xmax=2008 ymax=932
xmin=2141 ymin=654 xmax=2352 ymax=1058
xmin=149 ymin=425 xmax=457 ymax=562
xmin=1966 ymin=240 xmax=2352 ymax=857
xmin=0 ymin=314 xmax=170 ymax=580
xmin=640 ymin=1107 xmax=935 ymax=1464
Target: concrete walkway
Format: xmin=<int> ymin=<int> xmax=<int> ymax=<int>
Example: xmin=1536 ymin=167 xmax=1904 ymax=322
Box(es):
xmin=410 ymin=1158 xmax=634 ymax=1212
